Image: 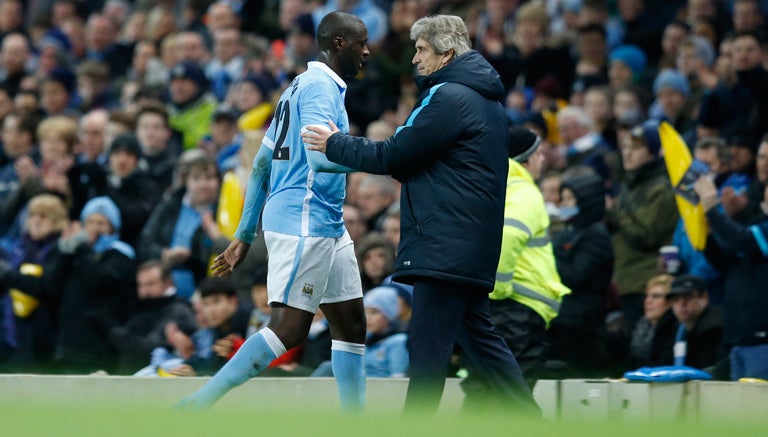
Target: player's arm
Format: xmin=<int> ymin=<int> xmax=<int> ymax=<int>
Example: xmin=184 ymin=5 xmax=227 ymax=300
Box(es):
xmin=212 ymin=144 xmax=272 ymax=276
xmin=234 ymin=144 xmax=272 ymax=243
xmin=297 ymin=80 xmax=358 ymax=173
xmin=303 ymin=124 xmax=357 ymax=173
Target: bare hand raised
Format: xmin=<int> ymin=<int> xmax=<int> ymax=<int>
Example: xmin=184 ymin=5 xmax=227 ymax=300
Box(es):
xmin=211 ymin=239 xmax=251 ymax=277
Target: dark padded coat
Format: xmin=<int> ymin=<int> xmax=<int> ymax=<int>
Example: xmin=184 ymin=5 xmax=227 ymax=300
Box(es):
xmin=326 ymin=50 xmax=509 ymax=290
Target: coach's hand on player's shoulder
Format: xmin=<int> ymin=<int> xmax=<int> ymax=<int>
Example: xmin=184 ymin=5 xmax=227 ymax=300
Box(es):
xmin=212 ymin=239 xmax=251 ymax=276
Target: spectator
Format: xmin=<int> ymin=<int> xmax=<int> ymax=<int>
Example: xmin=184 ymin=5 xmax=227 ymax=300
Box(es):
xmin=314 ymin=285 xmax=409 ymax=378
xmin=695 ymin=175 xmax=768 ymax=380
xmin=583 ymin=85 xmax=618 ymax=149
xmin=139 ymin=152 xmax=228 ymax=299
xmin=75 ymin=60 xmax=118 ymax=112
xmin=556 ymin=105 xmax=612 ymax=181
xmin=356 ymin=232 xmax=396 ymax=293
xmin=342 ymin=203 xmax=368 ymax=248
xmin=0 ymin=194 xmax=68 ymax=372
xmin=206 ymin=27 xmax=245 ymax=101
xmin=0 ymin=32 xmax=31 ymax=98
xmin=676 ymin=36 xmax=715 ymax=100
xmin=1 ymin=116 xmax=78 ymax=237
xmin=667 ymin=274 xmax=725 ymax=372
xmin=607 ymin=120 xmax=679 ymax=327
xmin=732 ymin=0 xmax=764 ymax=33
xmin=669 ymin=137 xmax=726 ymax=301
xmin=549 ymin=173 xmax=614 ymax=376
xmin=608 ymin=44 xmax=647 ymax=89
xmin=651 ymin=69 xmax=693 ymax=135
xmin=312 ymin=0 xmax=388 ymax=47
xmin=40 ymin=67 xmax=80 ymax=118
xmin=659 ymin=21 xmax=691 ymax=70
xmin=695 ymin=34 xmax=755 ymax=141
xmin=201 ymin=106 xmax=241 ymax=172
xmin=145 ymin=277 xmax=251 ymax=377
xmin=205 ymin=1 xmax=241 ymax=38
xmin=89 ymin=260 xmax=198 ymax=374
xmin=0 ymin=0 xmax=24 ymax=40
xmin=167 ymin=61 xmax=217 ymax=150
xmin=356 ymin=174 xmax=398 ymax=232
xmin=76 ymin=109 xmax=108 ymax=166
xmin=382 ymin=208 xmax=400 ymax=253
xmin=127 ymin=39 xmax=168 ymax=86
xmin=232 ymin=73 xmax=274 ymax=131
xmin=0 ymin=111 xmax=38 ymax=206
xmin=284 ymin=14 xmax=318 ymax=74
xmin=627 ymin=274 xmax=677 ymax=369
xmin=733 ymin=31 xmax=768 ymax=141
xmin=49 ymin=196 xmax=137 ymax=374
xmin=134 ymin=102 xmax=179 ymax=192
xmin=84 ymin=13 xmax=132 ymax=79
xmin=103 ymin=133 xmax=163 ymax=248
xmin=174 ymin=31 xmax=209 ymax=65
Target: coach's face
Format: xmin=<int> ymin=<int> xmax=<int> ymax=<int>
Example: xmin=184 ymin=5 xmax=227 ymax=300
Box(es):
xmin=412 ymin=38 xmax=452 ymax=76
xmin=338 ymin=23 xmax=370 ymax=79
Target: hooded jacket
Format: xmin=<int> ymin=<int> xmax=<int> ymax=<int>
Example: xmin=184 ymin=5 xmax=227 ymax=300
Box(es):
xmin=325 ymin=51 xmax=509 ymax=289
xmin=553 ymin=174 xmax=614 ymax=301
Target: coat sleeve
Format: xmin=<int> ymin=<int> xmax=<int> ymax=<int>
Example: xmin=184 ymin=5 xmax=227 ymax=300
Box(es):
xmin=72 ymin=247 xmax=136 ymax=294
xmin=326 ymin=84 xmax=465 ymax=176
xmin=705 ymin=209 xmax=768 ymax=258
xmin=138 ymin=199 xmax=172 ymax=261
xmin=496 ymin=183 xmax=539 ymax=282
xmin=613 ymin=183 xmax=679 ymax=250
xmin=556 ymin=226 xmax=614 ymax=292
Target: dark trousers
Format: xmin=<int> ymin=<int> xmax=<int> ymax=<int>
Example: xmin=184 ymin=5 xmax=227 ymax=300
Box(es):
xmin=489 ymin=299 xmax=548 ymax=377
xmin=403 ymin=278 xmax=541 ymax=416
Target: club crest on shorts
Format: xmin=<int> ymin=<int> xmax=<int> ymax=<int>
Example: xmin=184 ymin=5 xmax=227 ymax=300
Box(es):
xmin=302 ymin=283 xmax=314 ymax=296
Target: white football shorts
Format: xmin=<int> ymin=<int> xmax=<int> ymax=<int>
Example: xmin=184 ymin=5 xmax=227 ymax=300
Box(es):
xmin=264 ymin=230 xmax=362 ymax=313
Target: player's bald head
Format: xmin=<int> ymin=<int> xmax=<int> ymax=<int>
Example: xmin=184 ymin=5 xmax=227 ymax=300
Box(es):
xmin=316 ymin=11 xmax=365 ymax=51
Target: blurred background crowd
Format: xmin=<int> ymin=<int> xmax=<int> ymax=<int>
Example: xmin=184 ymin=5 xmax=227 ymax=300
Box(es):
xmin=0 ymin=0 xmax=767 ymax=382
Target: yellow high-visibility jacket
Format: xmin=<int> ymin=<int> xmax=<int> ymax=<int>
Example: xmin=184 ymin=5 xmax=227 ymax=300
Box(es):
xmin=489 ymin=159 xmax=571 ymax=326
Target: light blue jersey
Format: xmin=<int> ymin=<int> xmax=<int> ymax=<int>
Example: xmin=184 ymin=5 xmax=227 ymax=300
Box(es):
xmin=235 ymin=62 xmax=356 ymax=242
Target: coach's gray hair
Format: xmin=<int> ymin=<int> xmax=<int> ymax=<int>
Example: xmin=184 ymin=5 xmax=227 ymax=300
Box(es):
xmin=410 ymin=15 xmax=471 ymax=57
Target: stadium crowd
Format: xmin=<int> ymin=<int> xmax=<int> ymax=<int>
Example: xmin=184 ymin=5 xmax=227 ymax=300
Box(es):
xmin=0 ymin=0 xmax=767 ymax=383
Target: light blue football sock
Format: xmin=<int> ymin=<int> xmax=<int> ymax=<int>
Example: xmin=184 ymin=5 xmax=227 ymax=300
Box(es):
xmin=331 ymin=340 xmax=366 ymax=414
xmin=176 ymin=328 xmax=286 ymax=410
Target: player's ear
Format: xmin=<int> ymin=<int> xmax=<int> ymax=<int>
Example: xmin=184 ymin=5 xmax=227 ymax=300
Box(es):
xmin=333 ymin=36 xmax=345 ymax=52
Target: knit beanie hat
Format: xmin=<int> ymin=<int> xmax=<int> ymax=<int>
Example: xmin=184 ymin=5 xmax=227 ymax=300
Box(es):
xmin=630 ymin=120 xmax=662 ymax=156
xmin=80 ymin=196 xmax=121 ymax=232
xmin=609 ymin=45 xmax=647 ymax=80
xmin=653 ymin=69 xmax=690 ymax=98
xmin=364 ymin=286 xmax=399 ymax=323
xmin=109 ymin=133 xmax=142 ymax=157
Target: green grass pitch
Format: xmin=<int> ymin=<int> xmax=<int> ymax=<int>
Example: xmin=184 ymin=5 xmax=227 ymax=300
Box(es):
xmin=1 ymin=401 xmax=766 ymax=437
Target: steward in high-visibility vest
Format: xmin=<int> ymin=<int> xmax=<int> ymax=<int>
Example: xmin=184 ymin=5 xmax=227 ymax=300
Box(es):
xmin=489 ymin=127 xmax=571 ymax=376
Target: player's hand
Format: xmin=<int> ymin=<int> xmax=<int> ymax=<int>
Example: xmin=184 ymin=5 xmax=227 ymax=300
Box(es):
xmin=302 ymin=120 xmax=340 ymax=153
xmin=211 ymin=239 xmax=251 ymax=276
